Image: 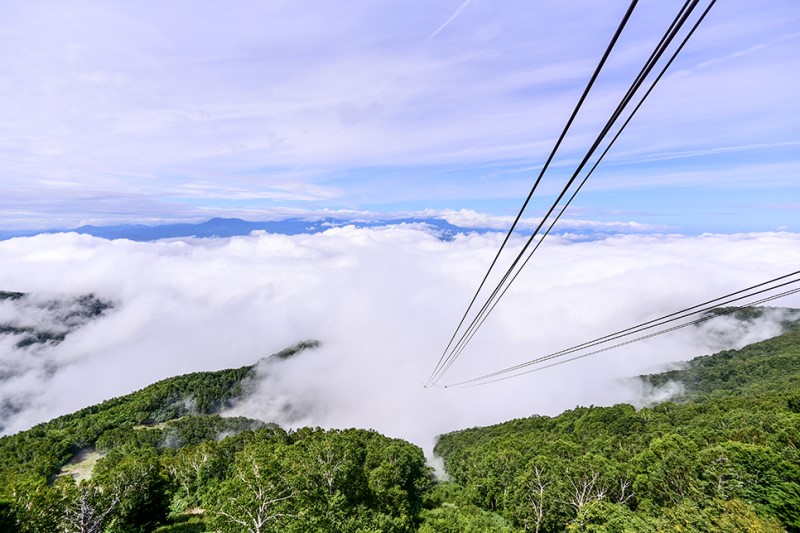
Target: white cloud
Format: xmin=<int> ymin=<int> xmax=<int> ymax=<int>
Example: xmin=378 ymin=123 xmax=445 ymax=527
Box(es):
xmin=434 ymin=208 xmax=669 ymax=232
xmin=1 ymin=228 xmax=799 ymax=452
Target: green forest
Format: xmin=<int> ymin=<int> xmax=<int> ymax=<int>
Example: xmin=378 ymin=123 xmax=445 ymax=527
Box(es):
xmin=1 ymin=308 xmax=799 ymax=532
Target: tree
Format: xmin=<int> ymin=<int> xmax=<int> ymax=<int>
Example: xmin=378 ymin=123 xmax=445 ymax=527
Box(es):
xmin=510 ymin=457 xmax=557 ymax=533
xmin=60 ymin=482 xmax=121 ymax=533
xmin=0 ymin=499 xmax=16 ymax=532
xmin=163 ymin=442 xmax=216 ymax=511
xmin=565 ymin=501 xmax=656 ymax=533
xmin=419 ymin=503 xmax=517 ymax=533
xmin=206 ymin=442 xmax=297 ymax=533
xmin=560 ymin=455 xmax=616 ymax=531
xmin=657 ymin=498 xmax=783 ymax=532
xmin=365 ymin=438 xmax=432 ymax=528
xmin=286 ymin=429 xmax=368 ymax=532
xmin=89 ymin=450 xmax=170 ymax=531
xmin=4 ymin=477 xmax=66 ymax=533
xmin=633 ymin=434 xmax=699 ymax=509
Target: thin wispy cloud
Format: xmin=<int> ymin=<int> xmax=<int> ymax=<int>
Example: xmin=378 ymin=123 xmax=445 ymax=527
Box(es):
xmin=683 ymin=30 xmax=800 ymax=72
xmin=602 ymin=141 xmax=800 ymax=166
xmin=434 ymin=208 xmax=669 ymax=232
xmin=429 ymin=0 xmax=472 ymax=39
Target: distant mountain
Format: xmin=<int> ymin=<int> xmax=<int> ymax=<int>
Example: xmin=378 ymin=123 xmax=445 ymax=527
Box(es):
xmin=0 ymin=217 xmax=479 ymax=242
xmin=0 ymin=216 xmax=645 ymax=242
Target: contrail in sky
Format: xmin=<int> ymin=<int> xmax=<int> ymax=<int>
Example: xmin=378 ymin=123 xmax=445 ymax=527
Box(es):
xmin=429 ymin=0 xmax=472 ymax=39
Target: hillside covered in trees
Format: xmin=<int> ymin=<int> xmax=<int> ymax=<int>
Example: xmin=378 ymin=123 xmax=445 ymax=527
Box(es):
xmin=0 ymin=308 xmax=799 ymax=531
xmin=0 ymin=343 xmax=433 ymax=532
xmin=434 ymin=318 xmax=800 ymax=531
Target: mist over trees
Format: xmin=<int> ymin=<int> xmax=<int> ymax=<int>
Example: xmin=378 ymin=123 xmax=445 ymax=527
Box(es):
xmin=434 ymin=326 xmax=800 ymax=531
xmin=0 ymin=311 xmax=798 ymax=531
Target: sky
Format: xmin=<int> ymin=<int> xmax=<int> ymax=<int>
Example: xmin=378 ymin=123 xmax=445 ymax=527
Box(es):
xmin=1 ymin=0 xmax=798 ymax=233
xmin=1 ymin=1 xmax=799 ymax=451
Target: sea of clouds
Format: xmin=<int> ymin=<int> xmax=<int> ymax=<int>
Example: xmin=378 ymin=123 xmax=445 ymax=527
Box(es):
xmin=1 ymin=226 xmax=799 ymax=452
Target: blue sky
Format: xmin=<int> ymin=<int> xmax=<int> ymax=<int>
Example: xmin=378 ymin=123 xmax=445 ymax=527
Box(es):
xmin=1 ymin=0 xmax=798 ymax=233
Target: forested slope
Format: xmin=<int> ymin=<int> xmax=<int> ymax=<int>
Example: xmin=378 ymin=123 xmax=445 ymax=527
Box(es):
xmin=1 ymin=311 xmax=799 ymax=531
xmin=0 ymin=343 xmax=434 ymax=532
xmin=0 ymin=364 xmax=256 ymax=479
xmin=434 ymin=323 xmax=800 ymax=531
xmin=641 ymin=323 xmax=800 ymax=401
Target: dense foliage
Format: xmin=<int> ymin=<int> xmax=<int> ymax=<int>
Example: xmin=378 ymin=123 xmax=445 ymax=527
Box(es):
xmin=641 ymin=313 xmax=800 ymax=401
xmin=435 ymin=327 xmax=800 ymax=531
xmin=0 ymin=365 xmax=256 ymax=479
xmin=1 ymin=423 xmax=433 ymax=532
xmin=0 ymin=354 xmax=433 ymax=531
xmin=1 ymin=308 xmax=798 ymax=531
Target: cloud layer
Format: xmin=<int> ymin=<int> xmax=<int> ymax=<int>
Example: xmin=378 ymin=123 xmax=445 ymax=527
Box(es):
xmin=1 ymin=228 xmax=799 ymax=451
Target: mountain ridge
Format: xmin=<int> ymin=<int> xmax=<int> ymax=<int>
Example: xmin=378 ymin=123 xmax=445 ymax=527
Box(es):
xmin=0 ymin=216 xmax=651 ymax=242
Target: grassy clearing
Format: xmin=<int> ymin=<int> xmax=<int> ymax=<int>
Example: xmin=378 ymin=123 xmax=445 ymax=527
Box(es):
xmin=57 ymin=448 xmax=104 ymax=483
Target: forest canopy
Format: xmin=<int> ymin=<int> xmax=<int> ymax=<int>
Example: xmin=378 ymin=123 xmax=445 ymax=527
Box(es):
xmin=0 ymin=308 xmax=798 ymax=531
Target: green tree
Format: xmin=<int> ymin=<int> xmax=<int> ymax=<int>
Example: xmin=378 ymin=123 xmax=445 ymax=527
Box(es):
xmin=565 ymin=501 xmax=655 ymax=533
xmin=286 ymin=429 xmax=369 ymax=531
xmin=633 ymin=434 xmax=700 ymax=509
xmin=509 ymin=456 xmax=562 ymax=533
xmin=206 ymin=442 xmax=297 ymax=533
xmin=4 ymin=476 xmax=66 ymax=533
